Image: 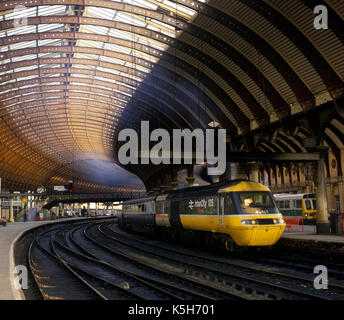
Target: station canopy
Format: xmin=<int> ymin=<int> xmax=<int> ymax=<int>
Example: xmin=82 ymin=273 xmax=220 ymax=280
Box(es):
xmin=0 ymin=0 xmax=344 ymax=192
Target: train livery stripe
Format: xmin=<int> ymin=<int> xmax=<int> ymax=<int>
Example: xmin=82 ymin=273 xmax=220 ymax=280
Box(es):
xmin=179 ymin=214 xmax=283 ymax=218
xmin=156 ymin=214 xmax=169 ymax=218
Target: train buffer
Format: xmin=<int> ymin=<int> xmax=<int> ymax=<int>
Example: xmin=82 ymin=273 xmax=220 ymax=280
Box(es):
xmin=284 ymin=217 xmax=304 ymax=232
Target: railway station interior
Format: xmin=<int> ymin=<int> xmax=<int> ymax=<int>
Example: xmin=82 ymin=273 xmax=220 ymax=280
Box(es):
xmin=1 ymin=0 xmax=344 ymax=302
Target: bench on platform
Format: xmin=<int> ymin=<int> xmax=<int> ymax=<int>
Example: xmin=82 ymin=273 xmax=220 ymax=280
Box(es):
xmin=284 ymin=217 xmax=304 ymax=232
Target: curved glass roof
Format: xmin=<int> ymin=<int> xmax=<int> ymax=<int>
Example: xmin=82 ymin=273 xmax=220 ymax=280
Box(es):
xmin=0 ymin=0 xmax=202 ymax=191
xmin=1 ymin=0 xmax=344 ymax=192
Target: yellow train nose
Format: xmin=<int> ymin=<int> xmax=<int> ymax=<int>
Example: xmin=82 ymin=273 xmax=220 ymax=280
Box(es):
xmin=230 ymin=225 xmax=285 ymax=246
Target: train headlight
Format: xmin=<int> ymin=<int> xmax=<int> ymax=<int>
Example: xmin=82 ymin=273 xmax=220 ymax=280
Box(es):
xmin=241 ymin=219 xmax=258 ymax=225
xmin=273 ymin=218 xmax=285 ymax=224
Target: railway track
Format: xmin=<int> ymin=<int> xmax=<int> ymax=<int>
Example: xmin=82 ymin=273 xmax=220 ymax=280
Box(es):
xmin=104 ymin=224 xmax=344 ymax=287
xmin=101 ymin=222 xmax=344 ymax=300
xmin=24 ymin=219 xmax=344 ymax=300
xmin=28 ymin=221 xmax=241 ymax=300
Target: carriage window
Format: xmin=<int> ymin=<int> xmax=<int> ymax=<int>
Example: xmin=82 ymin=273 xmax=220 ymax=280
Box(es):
xmin=295 ymin=200 xmax=302 ymax=208
xmin=156 ymin=201 xmax=163 ymax=214
xmin=279 ymin=201 xmax=285 ymax=208
xmin=164 ymin=201 xmax=170 ymax=214
xmin=284 ymin=201 xmax=290 ymax=208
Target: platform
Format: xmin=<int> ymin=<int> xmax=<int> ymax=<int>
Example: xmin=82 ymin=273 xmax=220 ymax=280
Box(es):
xmin=0 ymin=217 xmax=108 ymax=300
xmin=281 ymin=225 xmax=344 ymax=244
xmin=0 ymin=221 xmax=56 ymax=300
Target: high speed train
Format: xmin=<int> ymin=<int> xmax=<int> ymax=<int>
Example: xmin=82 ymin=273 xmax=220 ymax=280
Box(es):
xmin=273 ymin=193 xmax=316 ymax=223
xmin=118 ymin=180 xmax=286 ymax=250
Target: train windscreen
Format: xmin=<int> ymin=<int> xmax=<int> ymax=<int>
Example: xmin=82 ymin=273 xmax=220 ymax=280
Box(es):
xmin=235 ymin=192 xmax=279 ymax=214
xmin=312 ymin=199 xmax=317 ymax=210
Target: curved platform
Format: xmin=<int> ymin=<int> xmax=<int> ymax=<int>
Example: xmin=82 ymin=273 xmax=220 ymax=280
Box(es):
xmin=0 ymin=217 xmax=110 ymax=300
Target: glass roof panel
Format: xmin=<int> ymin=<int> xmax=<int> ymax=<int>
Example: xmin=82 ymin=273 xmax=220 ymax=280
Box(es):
xmin=0 ymin=0 xmax=200 ymax=191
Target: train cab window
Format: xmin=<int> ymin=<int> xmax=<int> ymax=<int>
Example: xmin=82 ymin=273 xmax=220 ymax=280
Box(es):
xmin=236 ymin=192 xmax=278 ymax=214
xmin=312 ymin=199 xmax=316 ymax=210
xmin=305 ymin=199 xmax=312 ymax=210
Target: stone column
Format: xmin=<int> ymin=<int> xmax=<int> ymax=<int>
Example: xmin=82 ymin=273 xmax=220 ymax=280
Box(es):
xmin=326 ymin=183 xmax=334 ymax=211
xmin=338 ymin=180 xmax=344 ymax=214
xmin=250 ymin=163 xmax=260 ymax=183
xmin=0 ymin=177 xmax=2 ymax=219
xmin=316 ymin=148 xmax=330 ymax=234
xmin=186 ymin=177 xmax=195 ymax=187
xmin=169 ymin=181 xmax=178 ymax=190
xmin=169 ymin=167 xmax=179 ymax=190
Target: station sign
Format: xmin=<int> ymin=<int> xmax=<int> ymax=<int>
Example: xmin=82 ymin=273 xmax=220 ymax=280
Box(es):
xmin=0 ymin=201 xmax=21 ymax=207
xmin=53 ymin=185 xmax=68 ymax=192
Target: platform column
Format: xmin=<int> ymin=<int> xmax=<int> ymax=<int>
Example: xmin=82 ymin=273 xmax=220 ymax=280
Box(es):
xmin=316 ymin=147 xmax=330 ymax=234
xmin=0 ymin=177 xmax=2 ymax=219
xmin=338 ymin=181 xmax=344 ymax=215
xmin=326 ymin=183 xmax=334 ymax=211
xmin=186 ymin=177 xmax=195 ymax=187
xmin=250 ymin=163 xmax=260 ymax=183
xmin=9 ymin=198 xmax=14 ymax=222
xmin=169 ymin=181 xmax=178 ymax=190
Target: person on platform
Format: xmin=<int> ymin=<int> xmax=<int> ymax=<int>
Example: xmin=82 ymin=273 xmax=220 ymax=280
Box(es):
xmin=81 ymin=206 xmax=87 ymax=217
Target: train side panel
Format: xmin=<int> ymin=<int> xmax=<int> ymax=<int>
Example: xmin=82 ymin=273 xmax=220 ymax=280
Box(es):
xmin=122 ymin=200 xmax=156 ymax=232
xmin=155 ymin=195 xmax=171 ymax=227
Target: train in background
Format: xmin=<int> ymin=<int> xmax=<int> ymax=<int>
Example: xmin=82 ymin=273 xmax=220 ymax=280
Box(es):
xmin=273 ymin=193 xmax=316 ymax=224
xmin=117 ymin=180 xmax=286 ymax=251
